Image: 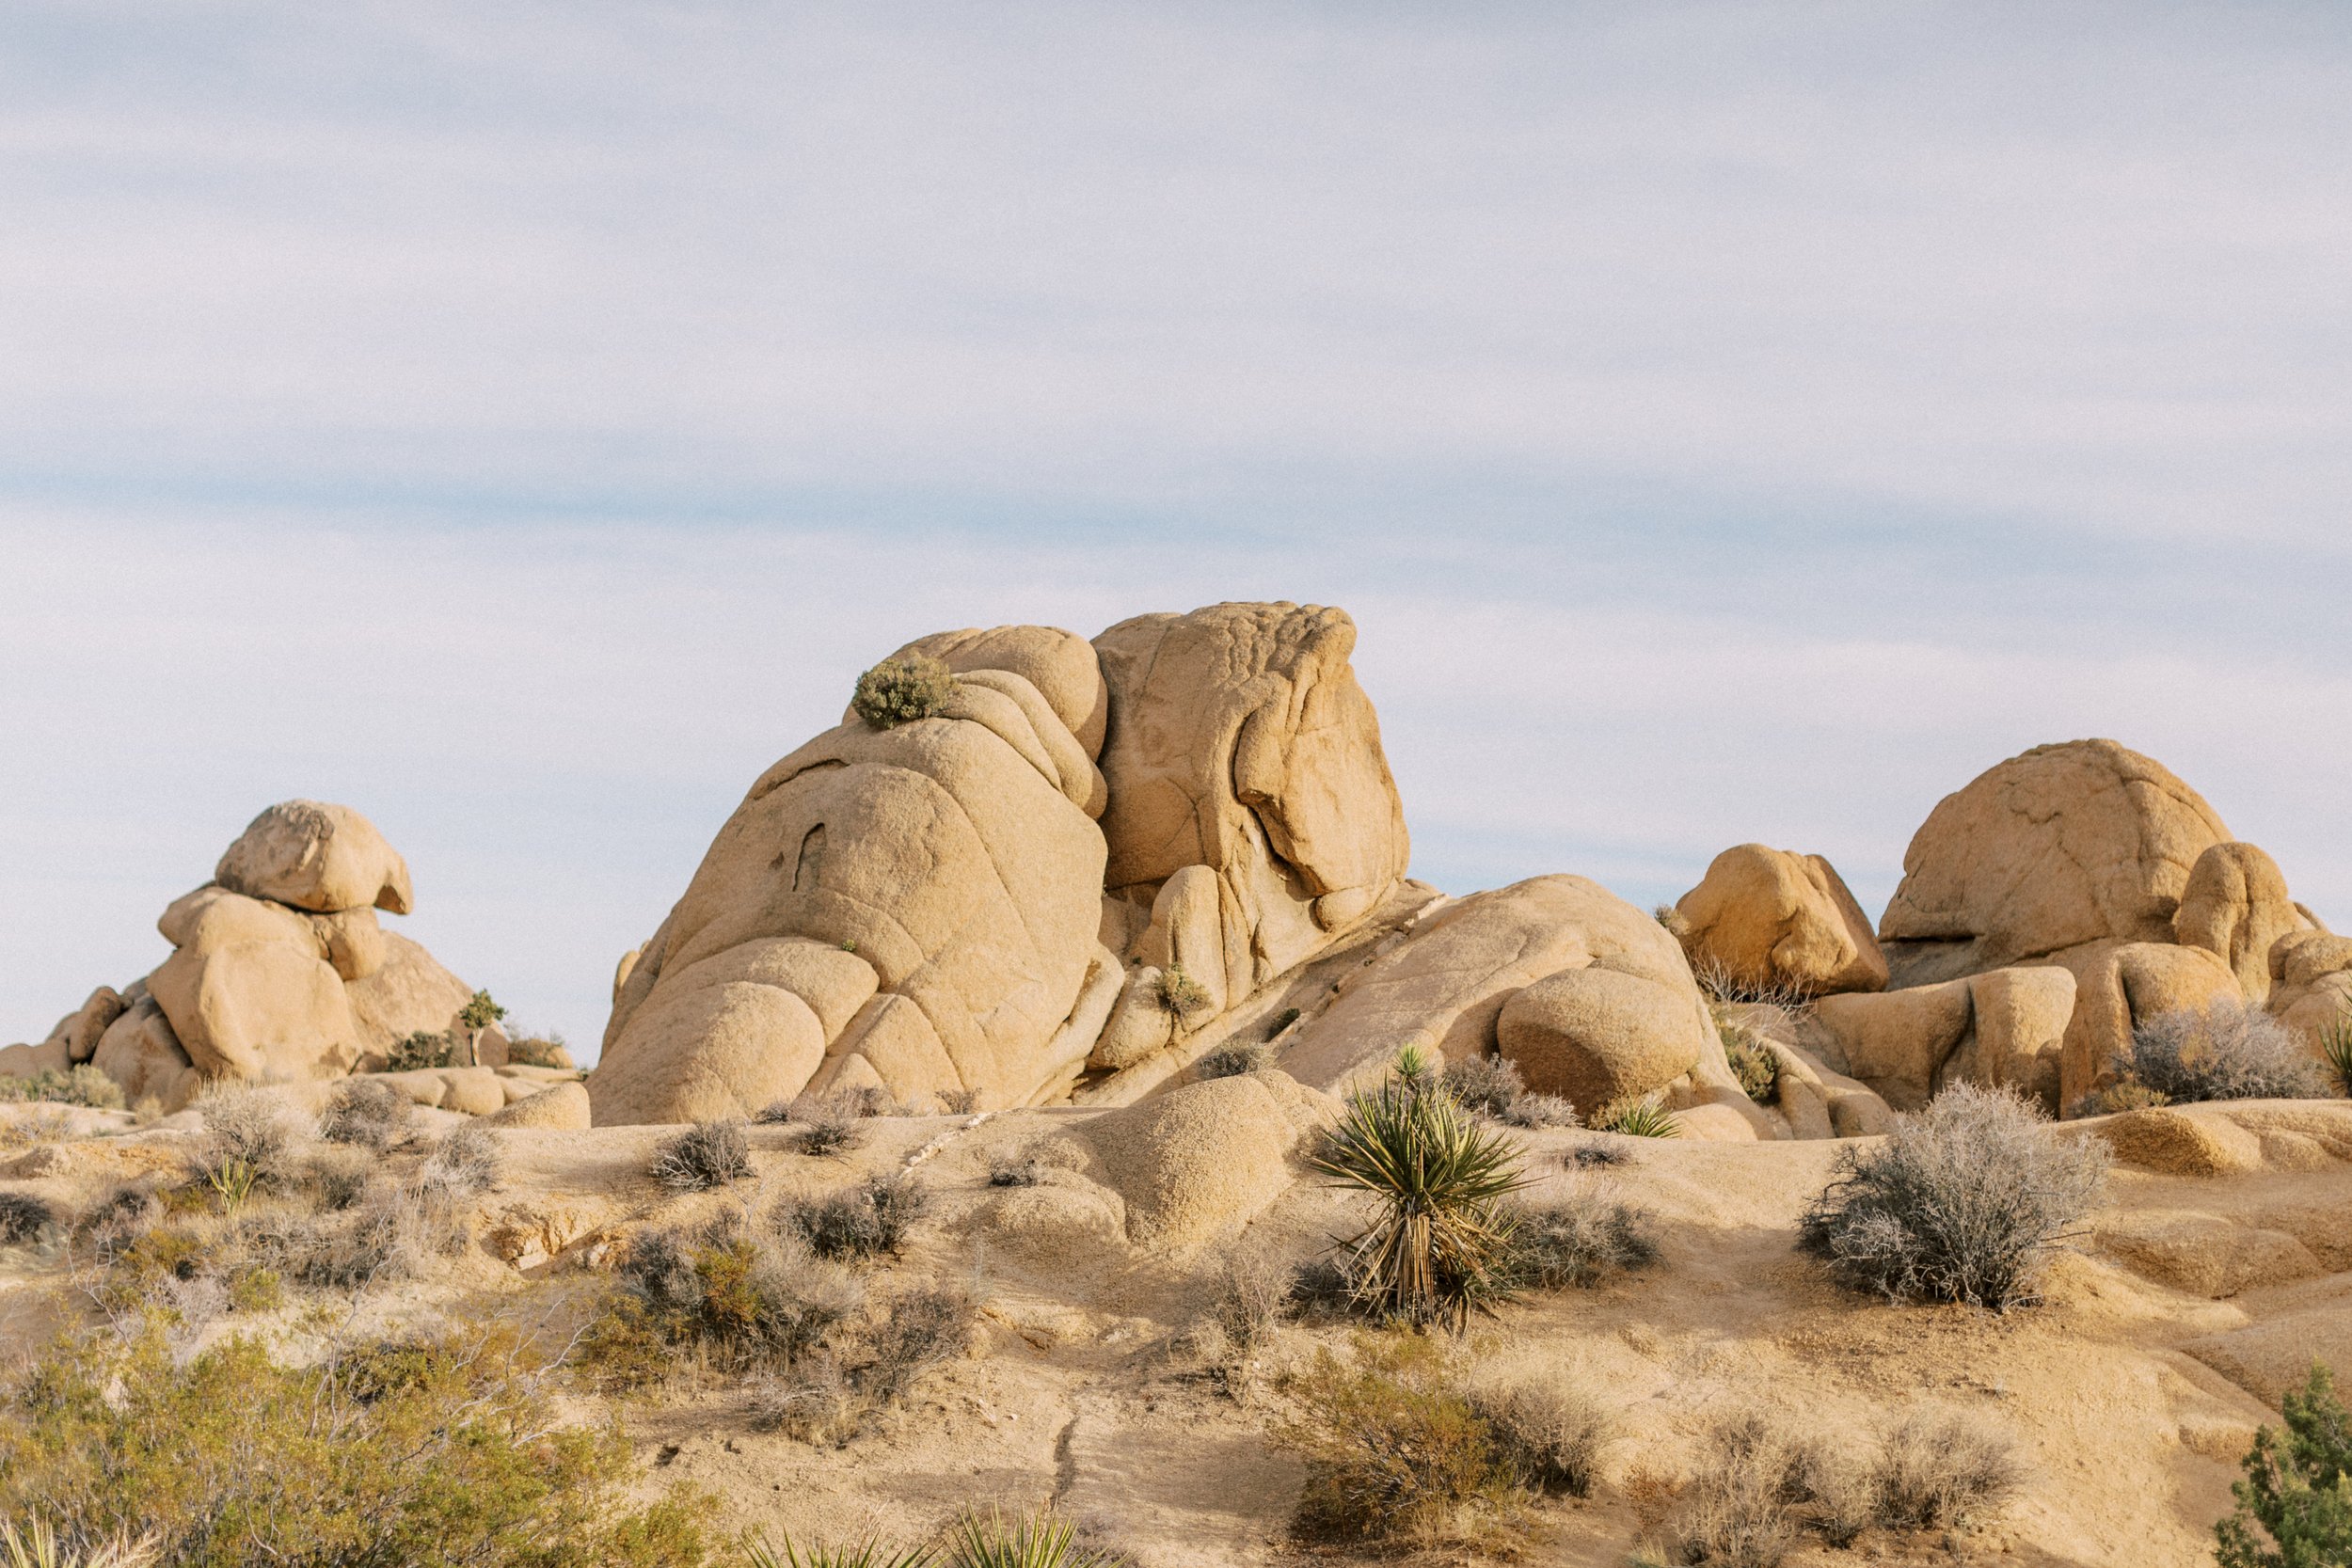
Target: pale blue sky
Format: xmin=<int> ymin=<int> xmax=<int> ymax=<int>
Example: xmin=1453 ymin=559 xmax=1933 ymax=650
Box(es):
xmin=4 ymin=3 xmax=2347 ymax=1052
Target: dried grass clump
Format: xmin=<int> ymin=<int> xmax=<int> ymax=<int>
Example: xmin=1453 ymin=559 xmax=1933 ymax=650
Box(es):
xmin=1470 ymin=1378 xmax=1610 ymax=1497
xmin=1155 ymin=966 xmax=1211 ymax=1018
xmin=2125 ymin=1001 xmax=2331 ymax=1103
xmin=421 ymin=1123 xmax=502 ymax=1200
xmin=1508 ymin=1185 xmax=1660 ymax=1289
xmin=1566 ymin=1141 xmax=1629 ymax=1169
xmin=1799 ymin=1082 xmax=2106 ymax=1310
xmin=648 ymin=1118 xmax=752 ymax=1192
xmin=852 ymin=654 xmax=956 ymax=729
xmin=1195 ymin=1040 xmax=1271 ymax=1081
xmin=0 ymin=1192 xmax=56 ymax=1246
xmin=1500 ymin=1093 xmax=1578 ymax=1130
xmin=1209 ymin=1248 xmax=1295 ymax=1354
xmin=1869 ymin=1409 xmax=2023 ymax=1529
xmin=788 ymin=1175 xmax=928 ymax=1262
xmin=317 ymin=1079 xmax=412 ymax=1151
xmin=1668 ymin=1412 xmax=1804 ymax=1567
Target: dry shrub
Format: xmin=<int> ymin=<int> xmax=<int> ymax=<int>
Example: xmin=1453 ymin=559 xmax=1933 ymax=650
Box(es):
xmin=747 ymin=1357 xmax=861 ymax=1445
xmin=306 ymin=1147 xmax=373 ymax=1211
xmin=985 ymin=1150 xmax=1043 ymax=1187
xmin=0 ymin=1107 xmax=75 ymax=1151
xmin=1276 ymin=1340 xmax=1515 ymax=1544
xmin=1666 ymin=1412 xmax=1804 ymax=1567
xmin=1869 ymin=1409 xmax=2022 ymax=1529
xmin=74 ymin=1185 xmax=164 ymax=1262
xmin=648 ymin=1119 xmax=752 ymax=1192
xmin=421 ymin=1123 xmax=501 ymax=1199
xmin=1500 ymin=1093 xmax=1578 ymax=1130
xmin=1195 ymin=1040 xmax=1271 ymax=1081
xmin=192 ymin=1085 xmax=305 ymax=1189
xmin=600 ymin=1218 xmax=866 ymax=1379
xmin=1470 ymin=1378 xmax=1610 ymax=1497
xmin=1566 ymin=1141 xmax=1629 ymax=1168
xmin=1442 ymin=1055 xmax=1527 ymax=1117
xmin=2073 ymin=1077 xmax=2171 ymax=1116
xmin=1799 ymin=1082 xmax=2106 ymax=1309
xmin=1155 ymin=966 xmax=1211 ymax=1018
xmin=317 ymin=1079 xmax=412 ymax=1151
xmin=856 ymin=1285 xmax=976 ymax=1404
xmin=2126 ymin=1001 xmax=2331 ymax=1103
xmin=1210 ymin=1247 xmax=1295 ymax=1352
xmin=790 ymin=1090 xmax=887 ymax=1157
xmin=0 ymin=1191 xmax=56 ymax=1246
xmin=1509 ymin=1184 xmax=1661 ymax=1289
xmin=0 ymin=1064 xmax=125 ymax=1110
xmin=788 ymin=1175 xmax=927 ymax=1261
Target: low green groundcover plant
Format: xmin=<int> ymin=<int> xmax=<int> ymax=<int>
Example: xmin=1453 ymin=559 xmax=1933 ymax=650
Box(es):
xmin=2216 ymin=1361 xmax=2352 ymax=1568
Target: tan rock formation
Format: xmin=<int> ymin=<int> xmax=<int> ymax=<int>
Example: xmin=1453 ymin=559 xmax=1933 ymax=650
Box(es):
xmin=1807 ymin=965 xmax=2074 ymax=1113
xmin=346 ymin=933 xmax=483 ymax=1064
xmin=1675 ymin=844 xmax=1887 ymax=997
xmin=483 ymin=1081 xmax=593 ymax=1131
xmin=2262 ymin=929 xmax=2352 ymax=1052
xmin=88 ymin=990 xmax=198 ymax=1109
xmin=1499 ymin=966 xmax=1706 ymax=1115
xmin=595 ymin=642 xmax=1112 ymax=1124
xmin=1092 ymin=602 xmax=1408 ymax=1008
xmin=215 ymin=800 xmax=413 ymax=915
xmin=2045 ymin=940 xmax=2243 ymax=1111
xmin=1082 ymin=1069 xmax=1334 ymax=1248
xmin=148 ymin=886 xmax=362 ymax=1082
xmin=2173 ymin=842 xmax=2303 ymax=1004
xmin=1878 ymin=739 xmax=2231 ymax=989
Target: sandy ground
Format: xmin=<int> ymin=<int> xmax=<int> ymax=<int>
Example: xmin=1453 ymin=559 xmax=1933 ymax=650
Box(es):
xmin=3 ymin=1096 xmax=2347 ymax=1566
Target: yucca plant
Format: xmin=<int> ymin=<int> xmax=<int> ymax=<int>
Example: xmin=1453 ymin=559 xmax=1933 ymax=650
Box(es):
xmin=1591 ymin=1099 xmax=1681 ymax=1139
xmin=948 ymin=1509 xmax=1123 ymax=1568
xmin=741 ymin=1535 xmax=936 ymax=1568
xmin=1313 ymin=1073 xmax=1534 ymax=1331
xmin=2322 ymin=1004 xmax=2352 ymax=1097
xmin=203 ymin=1156 xmax=258 ymax=1214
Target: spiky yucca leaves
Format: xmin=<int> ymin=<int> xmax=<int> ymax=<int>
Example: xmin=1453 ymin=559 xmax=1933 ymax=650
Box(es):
xmin=2323 ymin=1005 xmax=2352 ymax=1097
xmin=1591 ymin=1099 xmax=1681 ymax=1139
xmin=0 ymin=1519 xmax=157 ymax=1568
xmin=949 ymin=1510 xmax=1125 ymax=1568
xmin=1314 ymin=1076 xmax=1534 ymax=1331
xmin=742 ymin=1536 xmax=937 ymax=1568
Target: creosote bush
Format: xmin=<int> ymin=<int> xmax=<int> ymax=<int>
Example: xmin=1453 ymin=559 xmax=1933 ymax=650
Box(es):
xmin=317 ymin=1078 xmax=412 ymax=1151
xmin=2215 ymin=1360 xmax=2352 ymax=1568
xmin=650 ymin=1119 xmax=754 ymax=1192
xmin=2125 ymin=1001 xmax=2331 ymax=1103
xmin=1195 ymin=1040 xmax=1270 ymax=1081
xmin=1717 ymin=1022 xmax=1780 ymax=1105
xmin=385 ymin=1029 xmax=455 ymax=1072
xmin=851 ymin=654 xmax=956 ymax=729
xmin=0 ymin=1323 xmax=707 ymax=1566
xmin=788 ymin=1175 xmax=928 ymax=1262
xmin=1276 ymin=1339 xmax=1516 ymax=1544
xmin=1800 ymin=1082 xmax=2107 ymax=1310
xmin=0 ymin=1065 xmax=124 ymax=1111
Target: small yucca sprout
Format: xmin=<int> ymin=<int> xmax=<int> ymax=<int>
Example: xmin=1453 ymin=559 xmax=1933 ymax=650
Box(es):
xmin=1591 ymin=1099 xmax=1681 ymax=1139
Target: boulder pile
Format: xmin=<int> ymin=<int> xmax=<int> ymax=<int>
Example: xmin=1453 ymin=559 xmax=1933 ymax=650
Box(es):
xmin=2 ymin=801 xmax=482 ymax=1112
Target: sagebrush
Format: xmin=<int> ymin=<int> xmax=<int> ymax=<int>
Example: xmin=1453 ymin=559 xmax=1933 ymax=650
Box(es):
xmin=2124 ymin=1001 xmax=2330 ymax=1103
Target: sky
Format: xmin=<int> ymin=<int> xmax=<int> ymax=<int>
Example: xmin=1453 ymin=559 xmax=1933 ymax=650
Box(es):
xmin=3 ymin=2 xmax=2347 ymax=1054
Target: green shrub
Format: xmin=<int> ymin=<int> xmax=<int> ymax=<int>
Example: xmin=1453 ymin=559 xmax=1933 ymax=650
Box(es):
xmin=0 ymin=1066 xmax=124 ymax=1111
xmin=2126 ymin=1002 xmax=2330 ymax=1103
xmin=1275 ymin=1340 xmax=1516 ymax=1543
xmin=1195 ymin=1041 xmax=1270 ymax=1080
xmin=1718 ymin=1023 xmax=1780 ymax=1105
xmin=2216 ymin=1361 xmax=2352 ymax=1568
xmin=459 ymin=990 xmax=508 ymax=1030
xmin=506 ymin=1035 xmax=570 ymax=1069
xmin=385 ymin=1030 xmax=454 ymax=1072
xmin=1590 ymin=1099 xmax=1681 ymax=1138
xmin=649 ymin=1120 xmax=753 ymax=1192
xmin=1312 ymin=1075 xmax=1533 ymax=1331
xmin=1155 ymin=966 xmax=1210 ymax=1018
xmin=1799 ymin=1083 xmax=2106 ymax=1310
xmin=851 ymin=655 xmax=956 ymax=729
xmin=0 ymin=1324 xmax=707 ymax=1566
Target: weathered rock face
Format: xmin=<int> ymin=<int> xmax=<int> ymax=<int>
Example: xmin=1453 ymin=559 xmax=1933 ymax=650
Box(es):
xmin=1879 ymin=740 xmax=2232 ymax=989
xmin=88 ymin=989 xmax=197 ymax=1108
xmin=2173 ymin=842 xmax=2304 ymax=1005
xmin=2265 ymin=930 xmax=2352 ymax=1049
xmin=1807 ymin=965 xmax=2075 ymax=1113
xmin=594 ymin=640 xmax=1114 ymax=1124
xmin=148 ymin=886 xmax=364 ymax=1082
xmin=1092 ymin=602 xmax=1409 ymax=1005
xmin=215 ymin=800 xmax=413 ymax=916
xmin=1080 ymin=1069 xmax=1335 ymax=1248
xmin=346 ymin=932 xmax=477 ymax=1064
xmin=2047 ymin=940 xmax=2243 ymax=1111
xmin=1675 ymin=844 xmax=1887 ymax=998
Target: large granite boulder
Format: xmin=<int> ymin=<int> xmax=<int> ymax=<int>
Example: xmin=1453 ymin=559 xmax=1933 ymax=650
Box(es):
xmin=147 ymin=886 xmax=364 ymax=1081
xmin=2172 ymin=841 xmax=2305 ymax=1005
xmin=1674 ymin=844 xmax=1886 ymax=998
xmin=215 ymin=800 xmax=413 ymax=915
xmin=1808 ymin=965 xmax=2075 ymax=1113
xmin=593 ymin=633 xmax=1114 ymax=1124
xmin=1878 ymin=740 xmax=2231 ymax=989
xmin=1091 ymin=602 xmax=1409 ymax=1004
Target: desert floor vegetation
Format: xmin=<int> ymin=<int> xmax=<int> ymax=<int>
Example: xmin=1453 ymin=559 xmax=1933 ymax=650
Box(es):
xmin=2111 ymin=1000 xmax=2335 ymax=1107
xmin=1799 ymin=1081 xmax=2106 ymax=1310
xmin=0 ymin=1065 xmax=123 ymax=1110
xmin=651 ymin=1118 xmax=756 ymax=1192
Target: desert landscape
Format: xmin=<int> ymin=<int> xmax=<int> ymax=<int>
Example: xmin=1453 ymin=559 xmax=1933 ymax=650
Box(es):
xmin=3 ymin=600 xmax=2347 ymax=1567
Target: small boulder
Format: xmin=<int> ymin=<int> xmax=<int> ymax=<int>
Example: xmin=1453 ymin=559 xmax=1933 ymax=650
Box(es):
xmin=148 ymin=886 xmax=361 ymax=1082
xmin=1675 ymin=845 xmax=1887 ymax=997
xmin=88 ymin=992 xmax=198 ymax=1109
xmin=1499 ymin=966 xmax=1705 ymax=1114
xmin=215 ymin=800 xmax=414 ymax=915
xmin=1084 ymin=1070 xmax=1333 ymax=1248
xmin=484 ymin=1081 xmax=592 ymax=1131
xmin=2173 ymin=842 xmax=2304 ymax=1004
